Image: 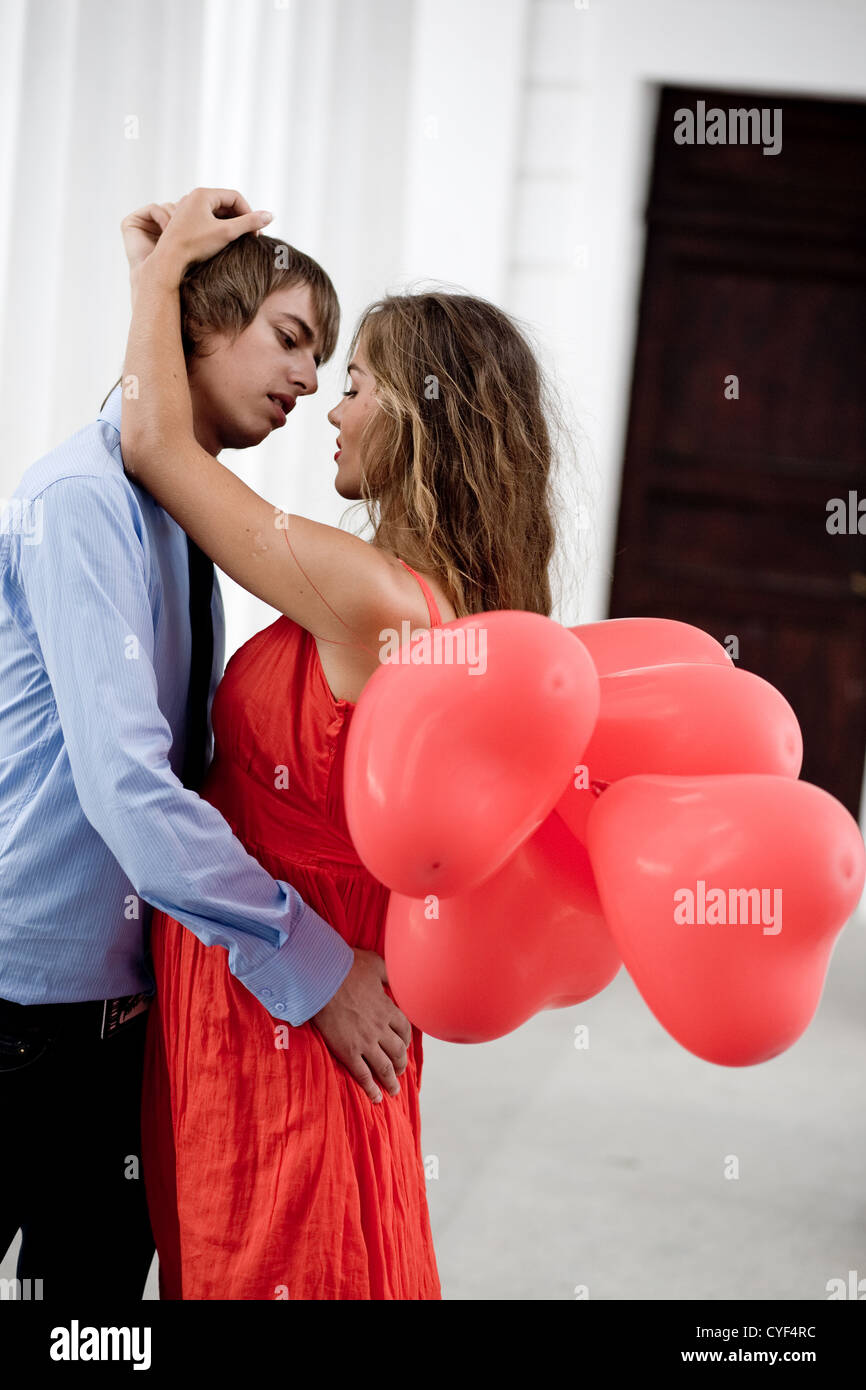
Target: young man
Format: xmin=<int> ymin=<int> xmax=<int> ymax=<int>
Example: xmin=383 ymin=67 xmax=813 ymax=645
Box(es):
xmin=0 ymin=198 xmax=409 ymax=1300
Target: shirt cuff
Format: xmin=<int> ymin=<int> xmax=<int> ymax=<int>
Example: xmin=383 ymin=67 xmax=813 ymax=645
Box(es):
xmin=240 ymin=894 xmax=355 ymax=1026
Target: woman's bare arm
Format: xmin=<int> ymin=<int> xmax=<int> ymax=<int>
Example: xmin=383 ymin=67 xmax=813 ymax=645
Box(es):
xmin=119 ymin=202 xmax=396 ymax=655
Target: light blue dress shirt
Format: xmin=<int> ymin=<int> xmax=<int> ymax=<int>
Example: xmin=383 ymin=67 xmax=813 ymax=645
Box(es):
xmin=0 ymin=384 xmax=354 ymax=1025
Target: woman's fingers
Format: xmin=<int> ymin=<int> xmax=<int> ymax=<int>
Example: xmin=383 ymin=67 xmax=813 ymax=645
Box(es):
xmin=121 ymin=203 xmax=167 ymax=233
xmin=120 ymin=203 xmax=172 ymax=272
xmin=202 ymin=187 xmax=254 ymax=219
xmin=154 ymin=188 xmax=272 ymax=269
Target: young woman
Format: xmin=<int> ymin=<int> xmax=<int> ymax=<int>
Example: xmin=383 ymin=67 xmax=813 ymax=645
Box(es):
xmin=120 ymin=188 xmax=559 ymax=1300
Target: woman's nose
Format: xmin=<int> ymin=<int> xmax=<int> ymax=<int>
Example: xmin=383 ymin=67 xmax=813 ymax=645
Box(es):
xmin=327 ymin=401 xmax=341 ymax=427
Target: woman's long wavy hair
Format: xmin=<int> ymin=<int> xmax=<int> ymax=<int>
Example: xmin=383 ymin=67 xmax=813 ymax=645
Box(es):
xmin=344 ymin=291 xmax=577 ymax=619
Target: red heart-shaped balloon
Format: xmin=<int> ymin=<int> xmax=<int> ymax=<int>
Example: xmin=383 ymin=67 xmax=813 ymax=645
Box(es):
xmin=385 ymin=809 xmax=620 ymax=1042
xmin=569 ymin=617 xmax=733 ymax=675
xmin=345 ymin=611 xmax=599 ymax=897
xmin=585 ymin=773 xmax=865 ymax=1065
xmin=557 ymin=663 xmax=803 ymax=844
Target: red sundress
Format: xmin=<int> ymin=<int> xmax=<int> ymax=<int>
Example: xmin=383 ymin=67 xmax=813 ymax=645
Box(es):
xmin=140 ymin=559 xmax=443 ymax=1300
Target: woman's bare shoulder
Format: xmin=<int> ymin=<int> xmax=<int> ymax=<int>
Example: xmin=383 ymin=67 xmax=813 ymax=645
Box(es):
xmin=380 ymin=554 xmax=458 ymax=626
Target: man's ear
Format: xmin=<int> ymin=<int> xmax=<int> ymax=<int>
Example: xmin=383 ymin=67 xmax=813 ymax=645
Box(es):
xmin=183 ymin=314 xmax=217 ymax=359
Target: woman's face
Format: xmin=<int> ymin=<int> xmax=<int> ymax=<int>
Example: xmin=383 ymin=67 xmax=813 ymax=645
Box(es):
xmin=327 ymin=340 xmax=378 ymax=500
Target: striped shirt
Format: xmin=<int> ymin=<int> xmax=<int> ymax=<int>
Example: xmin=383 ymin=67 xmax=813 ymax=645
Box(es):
xmin=0 ymin=384 xmax=353 ymax=1024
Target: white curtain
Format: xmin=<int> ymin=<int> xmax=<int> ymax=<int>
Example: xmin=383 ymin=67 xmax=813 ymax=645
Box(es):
xmin=0 ymin=0 xmax=529 ymax=655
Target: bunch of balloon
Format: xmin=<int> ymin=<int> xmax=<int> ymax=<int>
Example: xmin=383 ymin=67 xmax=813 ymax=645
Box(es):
xmin=558 ymin=618 xmax=865 ymax=1065
xmin=343 ymin=611 xmax=866 ymax=1064
xmin=343 ymin=610 xmax=620 ymax=1042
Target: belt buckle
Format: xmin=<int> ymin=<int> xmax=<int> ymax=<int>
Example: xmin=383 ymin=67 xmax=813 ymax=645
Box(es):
xmin=100 ymin=992 xmax=152 ymax=1040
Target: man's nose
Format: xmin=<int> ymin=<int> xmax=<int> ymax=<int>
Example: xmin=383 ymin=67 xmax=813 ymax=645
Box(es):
xmin=292 ymin=353 xmax=319 ymax=396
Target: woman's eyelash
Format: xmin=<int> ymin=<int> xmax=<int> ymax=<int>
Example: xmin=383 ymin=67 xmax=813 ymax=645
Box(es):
xmin=342 ymin=389 xmax=357 ymax=398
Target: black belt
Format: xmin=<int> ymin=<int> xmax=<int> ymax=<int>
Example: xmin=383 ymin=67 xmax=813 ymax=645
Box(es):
xmin=0 ymin=991 xmax=153 ymax=1043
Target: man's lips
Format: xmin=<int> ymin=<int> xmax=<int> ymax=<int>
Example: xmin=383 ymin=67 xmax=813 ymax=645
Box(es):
xmin=267 ymin=394 xmax=295 ymax=424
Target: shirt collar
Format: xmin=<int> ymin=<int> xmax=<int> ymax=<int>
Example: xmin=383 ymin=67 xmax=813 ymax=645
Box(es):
xmin=98 ymin=382 xmax=123 ymax=433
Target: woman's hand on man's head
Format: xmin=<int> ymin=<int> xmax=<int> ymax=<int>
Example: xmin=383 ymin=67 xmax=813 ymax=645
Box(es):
xmin=122 ymin=187 xmax=272 ymax=297
xmin=121 ymin=201 xmax=177 ymax=306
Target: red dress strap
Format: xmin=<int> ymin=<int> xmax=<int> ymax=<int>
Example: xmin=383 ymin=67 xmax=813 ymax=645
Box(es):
xmin=397 ymin=557 xmax=443 ymax=626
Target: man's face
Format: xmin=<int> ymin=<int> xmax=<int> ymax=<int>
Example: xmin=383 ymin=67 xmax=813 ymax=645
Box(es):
xmin=187 ymin=282 xmax=323 ymax=454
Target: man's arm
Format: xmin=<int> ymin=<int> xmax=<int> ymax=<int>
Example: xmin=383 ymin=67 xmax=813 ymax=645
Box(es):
xmin=17 ymin=472 xmax=354 ymax=1027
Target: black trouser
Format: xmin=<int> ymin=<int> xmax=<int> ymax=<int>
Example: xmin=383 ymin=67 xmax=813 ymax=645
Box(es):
xmin=0 ymin=994 xmax=156 ymax=1301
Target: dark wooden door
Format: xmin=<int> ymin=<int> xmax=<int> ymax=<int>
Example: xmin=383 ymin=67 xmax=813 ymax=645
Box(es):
xmin=609 ymin=84 xmax=866 ymax=819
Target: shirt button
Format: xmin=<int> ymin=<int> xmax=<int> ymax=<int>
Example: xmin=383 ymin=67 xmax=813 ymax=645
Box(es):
xmin=274 ymin=1001 xmax=286 ymax=1012
xmin=260 ymin=988 xmax=273 ymax=998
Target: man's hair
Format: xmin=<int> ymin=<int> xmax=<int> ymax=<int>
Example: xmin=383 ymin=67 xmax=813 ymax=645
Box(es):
xmin=101 ymin=233 xmax=339 ymax=410
xmin=179 ymin=233 xmax=339 ymax=363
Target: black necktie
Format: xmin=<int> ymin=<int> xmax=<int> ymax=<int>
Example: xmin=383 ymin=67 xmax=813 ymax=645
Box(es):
xmin=181 ymin=537 xmax=215 ymax=791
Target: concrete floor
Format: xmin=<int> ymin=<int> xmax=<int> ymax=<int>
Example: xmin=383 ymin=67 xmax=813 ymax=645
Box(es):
xmin=4 ymin=898 xmax=863 ymax=1302
xmin=419 ymin=913 xmax=865 ymax=1301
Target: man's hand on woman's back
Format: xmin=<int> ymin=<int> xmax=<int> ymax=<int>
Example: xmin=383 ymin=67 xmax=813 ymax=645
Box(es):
xmin=311 ymin=949 xmax=412 ymax=1105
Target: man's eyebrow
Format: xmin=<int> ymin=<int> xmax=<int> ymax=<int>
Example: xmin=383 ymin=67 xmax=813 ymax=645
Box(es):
xmin=274 ymin=311 xmax=322 ymax=359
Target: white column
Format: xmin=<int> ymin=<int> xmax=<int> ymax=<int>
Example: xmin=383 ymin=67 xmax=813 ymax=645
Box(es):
xmin=399 ymin=0 xmax=530 ymax=302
